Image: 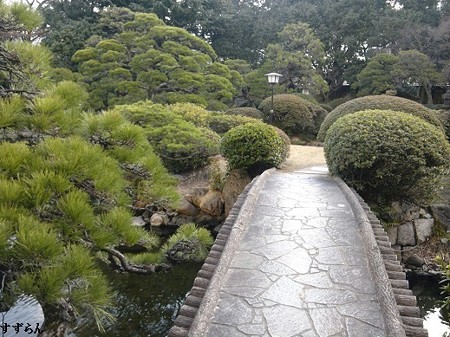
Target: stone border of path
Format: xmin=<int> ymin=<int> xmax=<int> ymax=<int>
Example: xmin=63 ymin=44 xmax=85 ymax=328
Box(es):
xmin=167 ymin=168 xmax=276 ymax=337
xmin=336 ymin=178 xmax=427 ymax=337
xmin=168 ymin=169 xmax=427 ymax=337
xmin=341 ymin=182 xmax=428 ymax=337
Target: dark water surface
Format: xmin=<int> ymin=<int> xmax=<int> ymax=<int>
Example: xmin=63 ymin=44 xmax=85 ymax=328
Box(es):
xmin=70 ymin=262 xmax=201 ymax=337
xmin=408 ymin=272 xmax=450 ymax=337
xmin=1 ymin=296 xmax=44 ymax=337
xmin=8 ymin=266 xmax=450 ymax=336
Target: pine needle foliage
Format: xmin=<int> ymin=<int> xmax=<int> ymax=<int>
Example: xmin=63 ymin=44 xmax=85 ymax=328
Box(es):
xmin=23 ymin=170 xmax=71 ymax=208
xmin=45 ymin=81 xmax=89 ymax=110
xmin=35 ymin=137 xmax=128 ymax=204
xmin=98 ymin=207 xmax=138 ymax=245
xmin=79 ymin=110 xmax=179 ymax=206
xmin=0 ymin=220 xmax=13 ymax=262
xmin=57 ymin=190 xmax=96 ymax=229
xmin=0 ymin=179 xmax=23 ymax=206
xmin=0 ymin=79 xmax=187 ymax=331
xmin=0 ymin=95 xmax=26 ymax=128
xmin=161 ymin=223 xmax=213 ymax=262
xmin=11 ymin=218 xmax=64 ymax=268
xmin=127 ymin=252 xmax=163 ymax=265
xmin=15 ymin=245 xmax=115 ymax=331
xmin=0 ymin=142 xmax=31 ymax=177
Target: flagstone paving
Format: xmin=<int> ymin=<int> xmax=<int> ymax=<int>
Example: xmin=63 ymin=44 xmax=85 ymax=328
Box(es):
xmin=204 ymin=167 xmax=387 ymax=337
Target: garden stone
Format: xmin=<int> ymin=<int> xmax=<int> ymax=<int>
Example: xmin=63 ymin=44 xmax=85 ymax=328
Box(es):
xmin=386 ymin=226 xmax=398 ymax=245
xmin=430 ymin=204 xmax=450 ymax=231
xmin=176 ymin=198 xmax=199 ymax=216
xmin=170 ymin=215 xmax=195 ymax=227
xmin=222 ymin=169 xmax=251 ymax=216
xmin=150 ymin=212 xmax=168 ymax=226
xmin=414 ymin=218 xmax=434 ymax=244
xmin=388 ymin=201 xmax=403 ymax=222
xmin=397 ymin=222 xmax=415 ymax=246
xmin=199 ymin=190 xmax=224 ymax=216
xmin=131 ymin=216 xmax=146 ymax=227
xmin=185 ymin=191 xmax=206 ymax=209
xmin=405 ymin=254 xmax=425 ymax=268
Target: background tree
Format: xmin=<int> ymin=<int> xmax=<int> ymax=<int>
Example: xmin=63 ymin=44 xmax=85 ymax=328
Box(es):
xmin=243 ymin=22 xmax=328 ymax=103
xmin=267 ymin=22 xmax=328 ymax=97
xmin=354 ymin=53 xmax=399 ymax=96
xmin=38 ymin=0 xmax=111 ymax=68
xmin=392 ymin=50 xmax=444 ymax=103
xmin=0 ymin=1 xmax=52 ymax=98
xmin=72 ymin=10 xmax=241 ymax=111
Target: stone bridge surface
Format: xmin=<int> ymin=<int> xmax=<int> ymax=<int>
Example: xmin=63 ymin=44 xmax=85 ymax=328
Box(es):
xmin=169 ymin=166 xmax=427 ymax=337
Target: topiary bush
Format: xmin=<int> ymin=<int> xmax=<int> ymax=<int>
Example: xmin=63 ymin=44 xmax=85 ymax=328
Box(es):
xmin=271 ymin=125 xmax=291 ymax=162
xmin=146 ymin=119 xmax=220 ymax=173
xmin=166 ymin=102 xmax=260 ymax=134
xmin=324 ymin=110 xmax=450 ymax=204
xmin=221 ymin=122 xmax=287 ymax=174
xmin=207 ymin=114 xmax=260 ymax=134
xmin=111 ymin=101 xmax=221 ymax=173
xmin=318 ymin=95 xmax=444 ymax=141
xmin=258 ymin=94 xmax=327 ymax=138
xmin=225 ymin=107 xmax=263 ymax=119
xmin=436 ymin=109 xmax=450 ymax=141
xmin=112 ymin=100 xmax=179 ymax=128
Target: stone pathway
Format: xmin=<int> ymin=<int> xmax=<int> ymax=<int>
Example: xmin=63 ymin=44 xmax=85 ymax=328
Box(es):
xmin=202 ymin=166 xmax=387 ymax=337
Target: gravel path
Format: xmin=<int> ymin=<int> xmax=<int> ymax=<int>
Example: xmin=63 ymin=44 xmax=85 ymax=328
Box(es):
xmin=280 ymin=145 xmax=326 ymax=172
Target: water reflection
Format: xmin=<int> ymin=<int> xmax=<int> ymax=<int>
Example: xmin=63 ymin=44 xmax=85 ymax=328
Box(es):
xmin=408 ymin=272 xmax=450 ymax=337
xmin=70 ymin=262 xmax=201 ymax=337
xmin=1 ymin=296 xmax=44 ymax=337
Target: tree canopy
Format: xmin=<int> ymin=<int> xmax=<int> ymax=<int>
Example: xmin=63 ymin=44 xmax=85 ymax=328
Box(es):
xmin=72 ymin=10 xmax=241 ymax=111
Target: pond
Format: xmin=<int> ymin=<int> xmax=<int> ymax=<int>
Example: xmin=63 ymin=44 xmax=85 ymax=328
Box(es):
xmin=408 ymin=272 xmax=450 ymax=337
xmin=6 ymin=264 xmax=450 ymax=336
xmin=69 ymin=261 xmax=201 ymax=337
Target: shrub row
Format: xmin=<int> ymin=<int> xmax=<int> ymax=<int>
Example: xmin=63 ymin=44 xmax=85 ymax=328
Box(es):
xmin=258 ymin=94 xmax=328 ymax=139
xmin=324 ymin=110 xmax=450 ymax=204
xmin=318 ymin=95 xmax=444 ymax=141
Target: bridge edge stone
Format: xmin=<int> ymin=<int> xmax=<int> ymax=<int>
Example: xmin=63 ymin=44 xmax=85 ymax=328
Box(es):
xmin=336 ymin=177 xmax=428 ymax=337
xmin=335 ymin=177 xmax=408 ymax=337
xmin=168 ymin=168 xmax=276 ymax=337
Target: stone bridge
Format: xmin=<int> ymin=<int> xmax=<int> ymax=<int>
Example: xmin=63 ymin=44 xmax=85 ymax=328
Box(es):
xmin=168 ymin=166 xmax=428 ymax=337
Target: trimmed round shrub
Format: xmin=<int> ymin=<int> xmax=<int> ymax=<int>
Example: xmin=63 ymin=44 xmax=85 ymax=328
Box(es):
xmin=258 ymin=94 xmax=327 ymax=138
xmin=225 ymin=107 xmax=263 ymax=119
xmin=146 ymin=120 xmax=220 ymax=173
xmin=167 ymin=103 xmax=260 ymax=133
xmin=318 ymin=95 xmax=444 ymax=141
xmin=271 ymin=125 xmax=290 ymax=162
xmin=207 ymin=114 xmax=260 ymax=134
xmin=436 ymin=109 xmax=450 ymax=141
xmin=221 ymin=123 xmax=286 ymax=173
xmin=324 ymin=110 xmax=450 ymax=204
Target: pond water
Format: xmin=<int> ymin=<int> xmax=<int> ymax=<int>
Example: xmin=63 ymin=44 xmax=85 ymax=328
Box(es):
xmin=408 ymin=272 xmax=450 ymax=337
xmin=1 ymin=295 xmax=44 ymax=337
xmin=69 ymin=261 xmax=201 ymax=337
xmin=6 ymin=265 xmax=450 ymax=336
